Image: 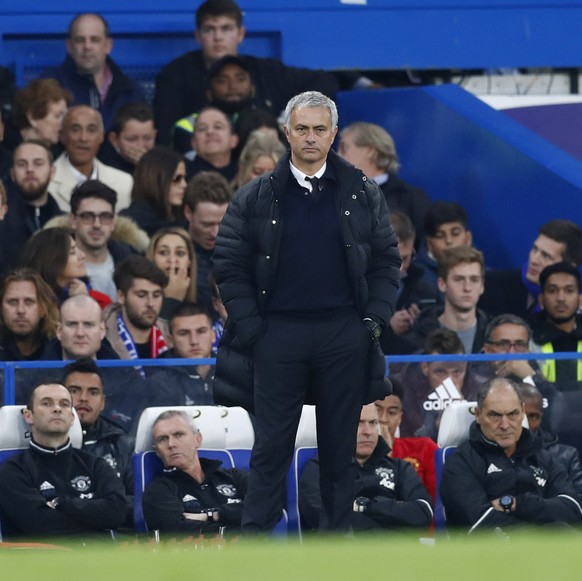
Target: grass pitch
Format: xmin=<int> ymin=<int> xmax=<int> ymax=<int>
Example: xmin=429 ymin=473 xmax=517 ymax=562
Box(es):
xmin=1 ymin=532 xmax=581 ymax=580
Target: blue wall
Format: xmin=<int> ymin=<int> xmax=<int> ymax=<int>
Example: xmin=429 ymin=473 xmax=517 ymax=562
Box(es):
xmin=338 ymin=85 xmax=582 ymax=269
xmin=3 ymin=1 xmax=582 ymax=82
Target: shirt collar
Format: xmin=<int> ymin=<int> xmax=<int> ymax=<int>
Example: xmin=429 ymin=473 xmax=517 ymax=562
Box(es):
xmin=289 ymin=161 xmax=327 ymax=192
xmin=64 ymin=154 xmax=98 ymax=183
xmin=372 ymin=172 xmax=389 ymax=186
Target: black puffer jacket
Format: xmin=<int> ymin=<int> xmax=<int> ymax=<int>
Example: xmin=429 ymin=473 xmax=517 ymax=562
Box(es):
xmin=441 ymin=422 xmax=582 ymax=532
xmin=213 ymin=150 xmax=401 ymax=411
xmin=82 ymin=416 xmax=135 ymax=496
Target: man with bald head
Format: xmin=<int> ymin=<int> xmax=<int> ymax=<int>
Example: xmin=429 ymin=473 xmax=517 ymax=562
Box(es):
xmin=40 ymin=294 xmax=115 ymax=361
xmin=0 ymin=381 xmax=126 ymax=539
xmin=43 ymin=12 xmax=144 ymax=131
xmin=49 ymin=105 xmax=133 ymax=212
xmin=441 ymin=377 xmax=582 ymax=533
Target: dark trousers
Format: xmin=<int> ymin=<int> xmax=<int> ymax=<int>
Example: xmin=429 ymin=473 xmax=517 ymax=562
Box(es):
xmin=242 ymin=310 xmax=369 ymax=532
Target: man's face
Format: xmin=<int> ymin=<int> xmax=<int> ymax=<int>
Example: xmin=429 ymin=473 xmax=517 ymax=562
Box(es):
xmin=24 ymin=384 xmax=75 ymax=439
xmin=57 ymin=300 xmax=105 ymax=359
xmin=119 ymin=279 xmax=164 ymax=331
xmin=374 ymin=395 xmax=403 ymax=443
xmin=426 ymin=222 xmax=472 ymax=263
xmin=195 ymin=16 xmax=245 ymax=64
xmin=483 ymin=323 xmax=530 ymax=356
xmin=70 ymin=197 xmax=115 ymax=252
xmin=192 ymin=109 xmax=238 ymax=161
xmin=421 ymin=359 xmax=467 ymax=391
xmin=170 ymin=314 xmax=215 ymax=359
xmin=355 ymin=404 xmax=380 ymax=463
xmin=526 ymin=234 xmax=566 ymax=285
xmin=185 ymin=201 xmax=229 ymax=250
xmin=209 ymin=63 xmax=254 ymax=103
xmin=66 ymin=14 xmax=112 ymax=75
xmin=540 ymin=272 xmax=580 ymax=324
xmin=475 ymin=383 xmax=524 ymax=456
xmin=438 ymin=262 xmax=484 ymax=313
xmin=522 ymin=395 xmax=543 ymax=433
xmin=338 ymin=130 xmax=374 ymax=173
xmin=284 ymin=106 xmax=337 ymax=174
xmin=398 ymin=238 xmax=415 ymax=274
xmin=10 ymin=143 xmax=54 ymax=204
xmin=65 ymin=371 xmax=105 ymax=429
xmin=109 ymin=119 xmax=156 ymax=166
xmin=153 ymin=415 xmax=202 ymax=470
xmin=1 ymin=280 xmax=42 ymax=338
xmin=61 ymin=107 xmax=104 ymax=167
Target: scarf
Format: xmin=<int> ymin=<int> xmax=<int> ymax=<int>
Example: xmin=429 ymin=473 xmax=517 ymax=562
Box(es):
xmin=117 ymin=312 xmax=168 ymax=377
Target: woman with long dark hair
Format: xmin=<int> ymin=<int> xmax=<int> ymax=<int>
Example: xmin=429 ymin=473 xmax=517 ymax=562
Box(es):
xmin=19 ymin=227 xmax=111 ymax=309
xmin=120 ymin=146 xmax=187 ymax=236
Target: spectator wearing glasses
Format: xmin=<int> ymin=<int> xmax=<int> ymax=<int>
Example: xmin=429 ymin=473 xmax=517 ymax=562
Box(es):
xmin=477 ymin=314 xmax=565 ymax=435
xmin=66 ymin=181 xmax=143 ymax=301
xmin=120 ymin=147 xmax=187 ymax=237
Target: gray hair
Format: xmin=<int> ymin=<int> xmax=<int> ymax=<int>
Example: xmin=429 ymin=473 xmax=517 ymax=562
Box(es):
xmin=476 ymin=377 xmax=524 ymax=410
xmin=152 ymin=410 xmax=198 ymax=436
xmin=484 ymin=314 xmax=532 ymax=343
xmin=283 ymin=91 xmax=338 ymax=130
xmin=340 ymin=122 xmax=400 ymax=174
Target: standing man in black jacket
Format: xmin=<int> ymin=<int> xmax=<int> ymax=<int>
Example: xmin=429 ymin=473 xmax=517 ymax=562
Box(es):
xmin=0 ymin=382 xmax=126 ymax=539
xmin=214 ymin=90 xmax=401 ymax=533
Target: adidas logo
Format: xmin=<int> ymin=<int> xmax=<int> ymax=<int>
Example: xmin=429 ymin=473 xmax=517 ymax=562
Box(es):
xmin=182 ymin=494 xmax=197 ymax=503
xmin=40 ymin=481 xmax=55 ymax=491
xmin=422 ymin=378 xmax=463 ymax=411
xmin=487 ymin=463 xmax=502 ymax=474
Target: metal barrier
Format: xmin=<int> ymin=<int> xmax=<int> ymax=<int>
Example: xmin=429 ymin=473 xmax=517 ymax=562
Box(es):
xmin=1 ymin=352 xmax=580 ymax=405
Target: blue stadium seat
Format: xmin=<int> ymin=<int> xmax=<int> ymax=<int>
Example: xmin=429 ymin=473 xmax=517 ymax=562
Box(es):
xmin=286 ymin=446 xmax=318 ymax=538
xmin=433 ymin=446 xmax=457 ymax=531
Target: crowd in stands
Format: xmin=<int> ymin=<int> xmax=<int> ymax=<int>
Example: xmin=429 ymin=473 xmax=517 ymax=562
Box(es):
xmin=0 ymin=0 xmax=581 ymax=542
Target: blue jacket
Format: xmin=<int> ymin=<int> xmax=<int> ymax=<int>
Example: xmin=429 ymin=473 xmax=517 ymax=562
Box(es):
xmin=44 ymin=55 xmax=144 ymax=131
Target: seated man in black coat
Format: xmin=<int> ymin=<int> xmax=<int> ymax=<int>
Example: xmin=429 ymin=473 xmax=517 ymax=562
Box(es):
xmin=142 ymin=409 xmax=247 ymax=537
xmin=299 ymin=403 xmax=433 ymax=533
xmin=441 ymin=377 xmax=582 ymax=533
xmin=0 ymin=381 xmax=126 ymax=539
xmin=63 ymin=358 xmax=135 ymax=499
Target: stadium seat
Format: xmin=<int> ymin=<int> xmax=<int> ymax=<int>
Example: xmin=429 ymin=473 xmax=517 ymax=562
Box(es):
xmin=221 ymin=406 xmax=254 ymax=469
xmin=286 ymin=446 xmax=318 ymax=538
xmin=295 ymin=405 xmax=317 ymax=448
xmin=0 ymin=404 xmax=83 ymax=451
xmin=433 ymin=446 xmax=457 ymax=531
xmin=437 ymin=401 xmax=477 ymax=448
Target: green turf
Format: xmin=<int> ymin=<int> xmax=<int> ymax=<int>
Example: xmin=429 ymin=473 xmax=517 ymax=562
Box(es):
xmin=1 ymin=532 xmax=581 ymax=580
